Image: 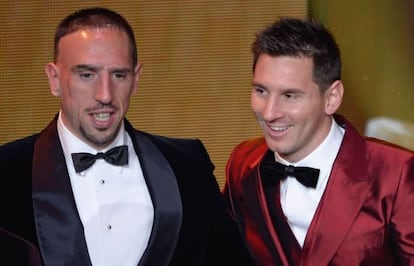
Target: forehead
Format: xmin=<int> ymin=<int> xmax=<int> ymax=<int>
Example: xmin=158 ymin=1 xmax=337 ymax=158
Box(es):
xmin=254 ymin=54 xmax=314 ymax=79
xmin=56 ymin=28 xmax=132 ymax=65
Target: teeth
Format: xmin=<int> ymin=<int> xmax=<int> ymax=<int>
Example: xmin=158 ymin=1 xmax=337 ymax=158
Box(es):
xmin=270 ymin=126 xmax=289 ymax=131
xmin=94 ymin=113 xmax=110 ymax=122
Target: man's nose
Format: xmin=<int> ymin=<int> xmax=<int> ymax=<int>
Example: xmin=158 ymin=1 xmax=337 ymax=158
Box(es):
xmin=262 ymin=97 xmax=283 ymax=121
xmin=94 ymin=74 xmax=113 ymax=104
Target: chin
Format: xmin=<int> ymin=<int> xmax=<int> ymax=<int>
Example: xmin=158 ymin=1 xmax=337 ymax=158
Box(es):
xmin=264 ymin=141 xmax=279 ymax=153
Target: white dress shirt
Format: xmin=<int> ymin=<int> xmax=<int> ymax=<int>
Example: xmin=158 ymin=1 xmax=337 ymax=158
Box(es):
xmin=278 ymin=118 xmax=345 ymax=247
xmin=57 ymin=113 xmax=154 ymax=265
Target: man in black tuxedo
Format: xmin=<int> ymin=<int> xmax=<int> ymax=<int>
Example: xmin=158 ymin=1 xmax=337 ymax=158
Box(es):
xmin=0 ymin=7 xmax=252 ymax=265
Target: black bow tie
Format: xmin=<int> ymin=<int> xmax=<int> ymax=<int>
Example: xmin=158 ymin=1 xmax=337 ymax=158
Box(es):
xmin=71 ymin=145 xmax=129 ymax=173
xmin=261 ymin=160 xmax=320 ymax=188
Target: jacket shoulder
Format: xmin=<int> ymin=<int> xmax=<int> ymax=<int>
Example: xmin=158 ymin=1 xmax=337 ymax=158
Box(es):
xmin=124 ymin=119 xmax=211 ymax=166
xmin=363 ymin=136 xmax=414 ymax=172
xmin=226 ymin=137 xmax=268 ymax=183
xmin=365 ymin=136 xmax=414 ymax=156
xmin=229 ymin=137 xmax=268 ymax=165
xmin=132 ymin=129 xmax=214 ymax=173
xmin=0 ymin=134 xmax=38 ymax=164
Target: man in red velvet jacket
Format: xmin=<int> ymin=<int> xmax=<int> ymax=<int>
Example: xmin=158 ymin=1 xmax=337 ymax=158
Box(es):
xmin=224 ymin=18 xmax=414 ymax=265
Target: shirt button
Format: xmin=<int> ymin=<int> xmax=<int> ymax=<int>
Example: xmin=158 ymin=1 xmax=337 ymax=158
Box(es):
xmin=100 ymin=179 xmax=105 ymax=184
xmin=107 ymin=225 xmax=112 ymax=230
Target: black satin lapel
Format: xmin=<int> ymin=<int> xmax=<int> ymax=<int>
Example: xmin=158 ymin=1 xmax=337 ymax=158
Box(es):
xmin=32 ymin=117 xmax=91 ymax=265
xmin=129 ymin=129 xmax=182 ymax=266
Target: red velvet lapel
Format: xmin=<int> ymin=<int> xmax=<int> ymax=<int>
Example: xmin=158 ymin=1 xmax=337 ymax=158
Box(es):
xmin=301 ymin=116 xmax=374 ymax=265
xmin=226 ymin=138 xmax=291 ymax=265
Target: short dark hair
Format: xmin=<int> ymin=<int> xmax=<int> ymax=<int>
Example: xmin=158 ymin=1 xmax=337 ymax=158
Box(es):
xmin=53 ymin=7 xmax=138 ymax=67
xmin=252 ymin=18 xmax=341 ymax=92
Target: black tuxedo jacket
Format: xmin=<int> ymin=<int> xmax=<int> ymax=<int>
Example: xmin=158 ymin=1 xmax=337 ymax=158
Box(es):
xmin=0 ymin=227 xmax=42 ymax=266
xmin=0 ymin=116 xmax=253 ymax=266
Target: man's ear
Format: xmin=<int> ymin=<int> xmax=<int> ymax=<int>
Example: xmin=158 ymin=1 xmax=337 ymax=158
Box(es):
xmin=45 ymin=62 xmax=61 ymax=97
xmin=324 ymin=80 xmax=344 ymax=115
xmin=131 ymin=63 xmax=143 ymax=95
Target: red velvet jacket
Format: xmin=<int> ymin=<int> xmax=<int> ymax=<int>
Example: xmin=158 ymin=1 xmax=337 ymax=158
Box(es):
xmin=224 ymin=115 xmax=414 ymax=265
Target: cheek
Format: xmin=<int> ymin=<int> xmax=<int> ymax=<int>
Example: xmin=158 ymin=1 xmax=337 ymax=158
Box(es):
xmin=250 ymin=97 xmax=262 ymax=114
xmin=67 ymin=90 xmax=88 ymax=105
xmin=299 ymin=113 xmax=324 ymax=138
xmin=63 ymin=88 xmax=92 ymax=112
xmin=116 ymin=90 xmax=134 ymax=109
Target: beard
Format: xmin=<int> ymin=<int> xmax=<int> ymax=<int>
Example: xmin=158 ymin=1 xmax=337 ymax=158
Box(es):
xmin=79 ymin=122 xmax=121 ymax=148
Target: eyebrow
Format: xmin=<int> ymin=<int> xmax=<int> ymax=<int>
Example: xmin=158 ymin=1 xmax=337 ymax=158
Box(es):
xmin=71 ymin=64 xmax=101 ymax=72
xmin=251 ymin=81 xmax=304 ymax=94
xmin=71 ymin=64 xmax=131 ymax=73
xmin=251 ymin=82 xmax=267 ymax=90
xmin=252 ymin=81 xmax=264 ymax=87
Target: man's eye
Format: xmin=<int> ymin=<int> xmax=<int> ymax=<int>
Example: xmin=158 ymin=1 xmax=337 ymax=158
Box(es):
xmin=113 ymin=73 xmax=127 ymax=79
xmin=79 ymin=72 xmax=94 ymax=79
xmin=253 ymin=87 xmax=265 ymax=94
xmin=284 ymin=92 xmax=300 ymax=100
